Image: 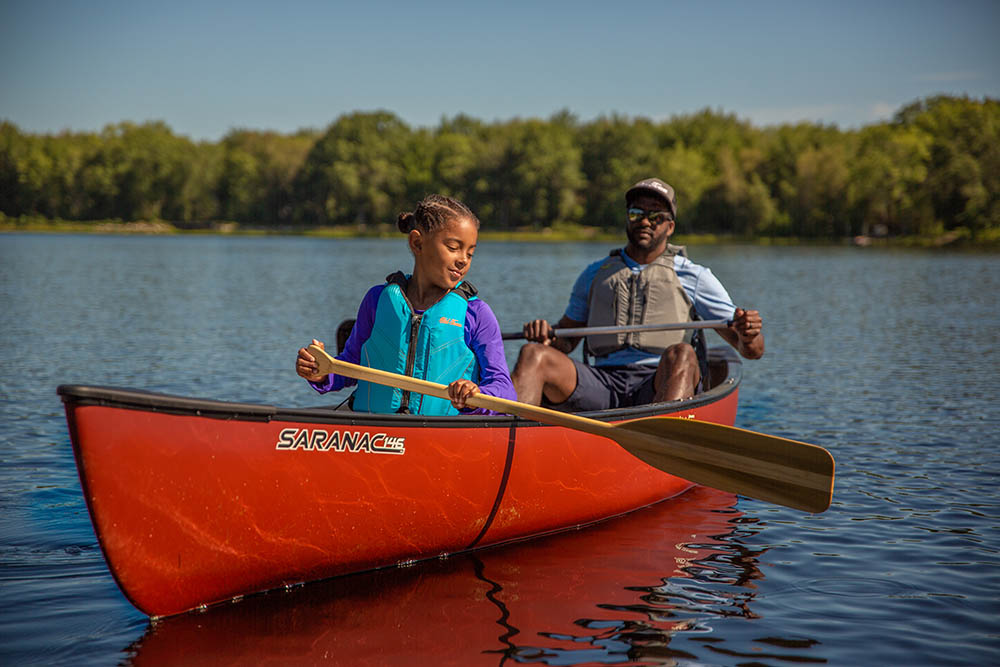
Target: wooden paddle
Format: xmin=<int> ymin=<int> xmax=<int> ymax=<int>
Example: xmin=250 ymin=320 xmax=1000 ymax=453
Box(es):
xmin=307 ymin=345 xmax=835 ymax=513
xmin=501 ymin=319 xmax=732 ymax=340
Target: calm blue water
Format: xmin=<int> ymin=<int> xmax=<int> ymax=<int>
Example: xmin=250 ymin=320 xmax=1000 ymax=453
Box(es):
xmin=1 ymin=233 xmax=998 ymax=665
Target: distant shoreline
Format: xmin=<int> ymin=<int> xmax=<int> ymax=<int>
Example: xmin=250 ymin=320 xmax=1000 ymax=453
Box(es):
xmin=2 ymin=216 xmax=997 ymax=249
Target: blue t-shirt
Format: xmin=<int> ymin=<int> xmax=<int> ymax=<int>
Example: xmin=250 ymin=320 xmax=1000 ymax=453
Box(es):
xmin=565 ymin=249 xmax=737 ymax=366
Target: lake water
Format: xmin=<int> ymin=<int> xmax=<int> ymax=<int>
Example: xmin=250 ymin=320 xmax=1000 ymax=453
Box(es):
xmin=1 ymin=233 xmax=998 ymax=665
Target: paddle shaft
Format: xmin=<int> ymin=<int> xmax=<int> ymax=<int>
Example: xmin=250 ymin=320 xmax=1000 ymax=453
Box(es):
xmin=307 ymin=345 xmax=835 ymax=513
xmin=501 ymin=319 xmax=732 ymax=341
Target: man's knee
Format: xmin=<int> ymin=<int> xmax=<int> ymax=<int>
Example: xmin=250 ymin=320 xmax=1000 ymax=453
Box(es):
xmin=514 ymin=343 xmax=575 ymax=382
xmin=661 ymin=342 xmax=697 ymax=367
xmin=654 ymin=343 xmax=701 ymax=401
xmin=516 ymin=342 xmax=544 ymax=364
xmin=514 ymin=343 xmax=554 ymax=373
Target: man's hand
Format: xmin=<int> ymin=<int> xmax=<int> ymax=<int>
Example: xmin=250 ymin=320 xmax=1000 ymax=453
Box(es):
xmin=731 ymin=308 xmax=762 ymax=343
xmin=727 ymin=308 xmax=764 ymax=359
xmin=522 ymin=319 xmax=555 ymax=344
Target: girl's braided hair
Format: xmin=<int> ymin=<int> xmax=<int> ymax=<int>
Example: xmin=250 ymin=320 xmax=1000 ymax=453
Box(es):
xmin=397 ymin=194 xmax=480 ymax=234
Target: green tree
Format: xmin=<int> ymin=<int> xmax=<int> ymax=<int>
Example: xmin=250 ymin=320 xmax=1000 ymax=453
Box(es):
xmin=848 ymin=123 xmax=932 ymax=236
xmin=787 ymin=144 xmax=852 ymax=238
xmin=483 ymin=116 xmax=585 ymax=229
xmin=217 ymin=129 xmax=314 ymax=224
xmin=294 ymin=111 xmax=412 ymax=226
xmin=895 ymin=96 xmax=1000 ymax=236
xmin=0 ymin=122 xmax=22 ymax=214
xmin=660 ymin=108 xmax=759 ymax=163
xmin=657 ymin=142 xmax=716 ymax=233
xmin=577 ymin=115 xmax=660 ymax=228
xmin=658 ymin=110 xmax=769 ymax=235
xmin=758 ymin=122 xmax=845 ymax=230
xmin=695 ymin=146 xmax=778 ymax=236
xmin=428 ymin=115 xmax=492 ymax=218
xmin=175 ymin=141 xmax=223 ymax=224
xmin=75 ymin=121 xmax=195 ymax=221
xmin=0 ymin=126 xmax=51 ymax=216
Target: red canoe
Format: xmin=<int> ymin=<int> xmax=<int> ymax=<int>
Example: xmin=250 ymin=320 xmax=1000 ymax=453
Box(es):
xmin=57 ymin=348 xmax=741 ymax=618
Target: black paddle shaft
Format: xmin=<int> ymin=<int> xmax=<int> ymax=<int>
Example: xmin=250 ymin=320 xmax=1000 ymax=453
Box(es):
xmin=501 ymin=319 xmax=732 ymax=341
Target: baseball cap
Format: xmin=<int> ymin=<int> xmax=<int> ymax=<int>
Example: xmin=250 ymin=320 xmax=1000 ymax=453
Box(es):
xmin=625 ymin=178 xmax=677 ymax=218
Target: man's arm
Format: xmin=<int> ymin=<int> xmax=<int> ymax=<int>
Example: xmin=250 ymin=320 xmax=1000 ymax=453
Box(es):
xmin=715 ymin=307 xmax=764 ymax=359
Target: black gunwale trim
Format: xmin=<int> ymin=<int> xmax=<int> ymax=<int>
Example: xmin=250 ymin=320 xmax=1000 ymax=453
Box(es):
xmin=56 ymin=348 xmax=741 ymax=429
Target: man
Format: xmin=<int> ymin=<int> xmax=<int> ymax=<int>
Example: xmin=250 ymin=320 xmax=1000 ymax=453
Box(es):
xmin=511 ymin=177 xmax=764 ymax=410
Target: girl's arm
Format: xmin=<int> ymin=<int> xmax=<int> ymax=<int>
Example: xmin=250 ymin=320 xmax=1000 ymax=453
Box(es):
xmin=462 ymin=299 xmax=516 ymax=415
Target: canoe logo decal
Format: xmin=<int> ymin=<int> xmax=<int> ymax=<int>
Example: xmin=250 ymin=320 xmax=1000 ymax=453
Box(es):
xmin=275 ymin=428 xmax=405 ymax=455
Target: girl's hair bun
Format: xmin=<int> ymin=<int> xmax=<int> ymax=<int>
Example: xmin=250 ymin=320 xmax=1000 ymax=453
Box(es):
xmin=397 ymin=212 xmax=415 ymax=234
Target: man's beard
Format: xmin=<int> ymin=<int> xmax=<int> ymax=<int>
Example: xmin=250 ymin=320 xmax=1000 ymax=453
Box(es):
xmin=626 ymin=225 xmax=665 ymax=250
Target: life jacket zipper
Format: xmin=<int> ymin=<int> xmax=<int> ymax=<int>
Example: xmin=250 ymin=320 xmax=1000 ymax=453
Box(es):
xmin=398 ymin=311 xmax=422 ymax=413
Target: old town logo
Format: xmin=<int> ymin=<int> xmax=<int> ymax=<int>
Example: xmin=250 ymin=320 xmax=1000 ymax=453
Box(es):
xmin=276 ymin=428 xmax=405 ymax=455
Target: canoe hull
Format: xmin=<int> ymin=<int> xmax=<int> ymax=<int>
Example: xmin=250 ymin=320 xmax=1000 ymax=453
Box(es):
xmin=60 ymin=349 xmax=741 ymax=617
xmin=128 ymin=486 xmax=741 ymax=665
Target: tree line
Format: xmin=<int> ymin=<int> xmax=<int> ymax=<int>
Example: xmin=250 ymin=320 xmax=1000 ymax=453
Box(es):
xmin=1 ymin=95 xmax=997 ymax=240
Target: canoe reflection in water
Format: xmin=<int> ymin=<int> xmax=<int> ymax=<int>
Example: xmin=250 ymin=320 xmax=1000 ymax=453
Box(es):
xmin=127 ymin=486 xmax=777 ymax=666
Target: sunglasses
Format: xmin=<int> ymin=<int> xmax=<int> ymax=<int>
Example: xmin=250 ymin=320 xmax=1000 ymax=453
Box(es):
xmin=627 ymin=207 xmax=673 ymax=225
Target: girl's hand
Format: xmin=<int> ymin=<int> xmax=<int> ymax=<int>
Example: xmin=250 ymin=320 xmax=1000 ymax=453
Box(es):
xmin=296 ymin=339 xmax=329 ymax=382
xmin=447 ymin=379 xmax=480 ymax=410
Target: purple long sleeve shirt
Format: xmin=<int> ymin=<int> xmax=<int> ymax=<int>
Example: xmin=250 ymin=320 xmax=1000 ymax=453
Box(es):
xmin=309 ymin=284 xmax=516 ymax=415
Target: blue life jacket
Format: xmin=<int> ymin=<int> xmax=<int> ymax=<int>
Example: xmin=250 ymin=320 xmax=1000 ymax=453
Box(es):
xmin=353 ymin=272 xmax=479 ymax=415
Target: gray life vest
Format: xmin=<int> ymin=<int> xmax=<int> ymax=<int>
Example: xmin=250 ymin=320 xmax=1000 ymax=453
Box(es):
xmin=585 ymin=246 xmax=697 ymax=358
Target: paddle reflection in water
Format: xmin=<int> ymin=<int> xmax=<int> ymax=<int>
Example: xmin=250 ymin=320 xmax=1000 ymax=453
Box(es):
xmin=125 ymin=487 xmax=810 ymax=666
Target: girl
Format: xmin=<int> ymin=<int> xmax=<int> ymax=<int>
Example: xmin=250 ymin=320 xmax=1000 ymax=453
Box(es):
xmin=295 ymin=195 xmax=515 ymax=415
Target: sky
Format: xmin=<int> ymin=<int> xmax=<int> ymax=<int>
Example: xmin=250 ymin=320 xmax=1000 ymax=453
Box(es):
xmin=1 ymin=0 xmax=998 ymax=141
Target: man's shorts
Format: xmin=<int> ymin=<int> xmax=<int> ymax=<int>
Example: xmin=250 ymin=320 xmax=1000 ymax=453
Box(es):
xmin=544 ymin=359 xmax=657 ymax=412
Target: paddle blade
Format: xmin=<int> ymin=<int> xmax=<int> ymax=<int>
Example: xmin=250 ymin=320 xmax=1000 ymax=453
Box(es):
xmin=613 ymin=417 xmax=835 ymax=513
